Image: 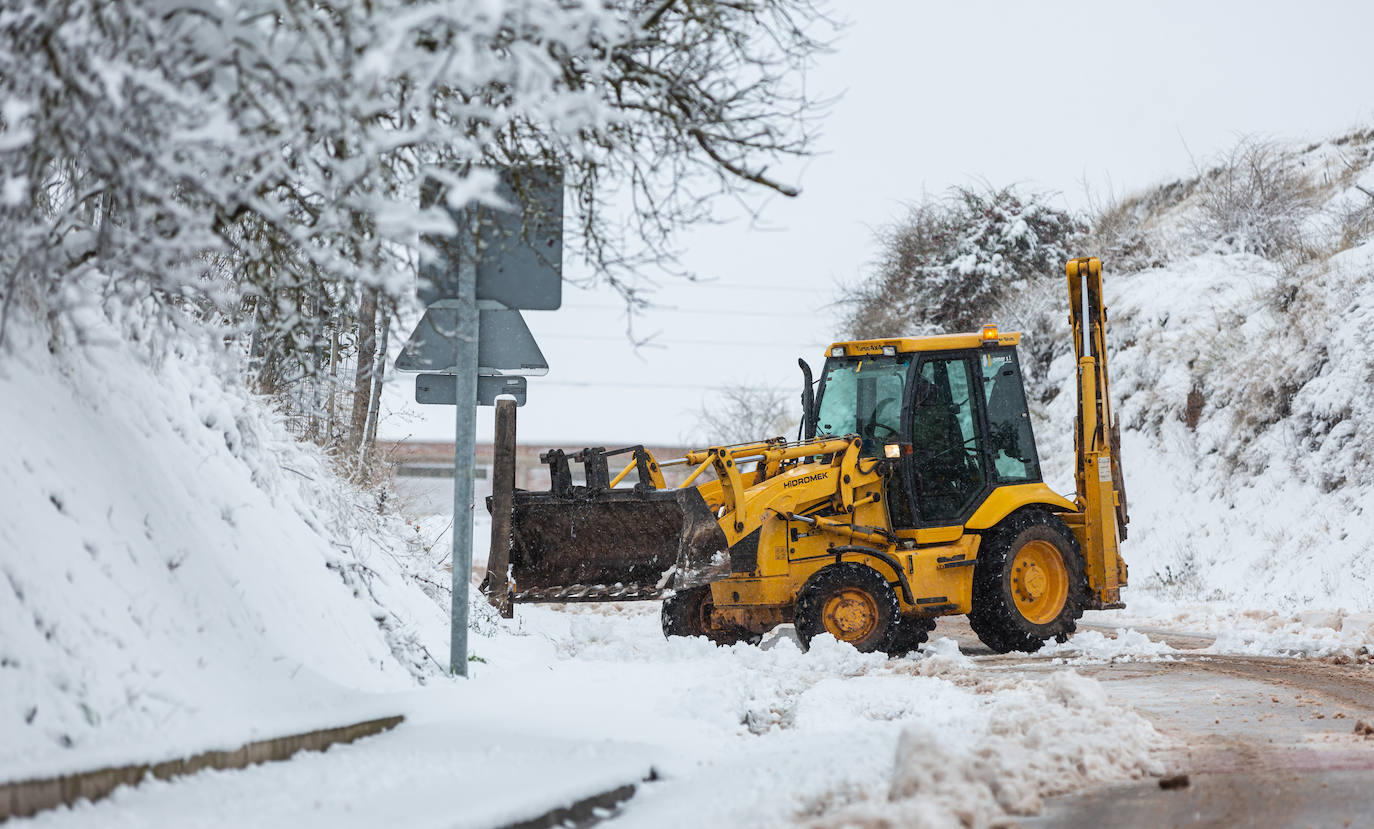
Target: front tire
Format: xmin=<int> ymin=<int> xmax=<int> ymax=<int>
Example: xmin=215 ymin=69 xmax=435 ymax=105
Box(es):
xmin=662 ymin=584 xmax=713 ymax=637
xmin=968 ymin=508 xmax=1085 ymax=654
xmin=795 ymin=563 xmax=900 ymax=653
xmin=662 ymin=585 xmax=750 ymax=645
xmin=886 ymin=615 xmax=936 ymax=656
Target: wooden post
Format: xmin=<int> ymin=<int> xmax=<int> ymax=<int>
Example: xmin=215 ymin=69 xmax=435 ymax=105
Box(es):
xmin=487 ymin=397 xmax=517 ymax=618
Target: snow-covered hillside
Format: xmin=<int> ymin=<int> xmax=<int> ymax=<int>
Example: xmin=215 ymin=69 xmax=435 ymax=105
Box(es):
xmin=0 ymin=315 xmax=449 ymax=782
xmin=1040 ymin=130 xmax=1374 ymax=614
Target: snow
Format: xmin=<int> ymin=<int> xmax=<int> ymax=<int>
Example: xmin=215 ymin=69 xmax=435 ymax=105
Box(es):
xmin=11 ymin=602 xmax=1168 ymax=829
xmin=871 ymin=671 xmax=1165 ymax=828
xmin=1085 ymin=597 xmax=1374 ymax=659
xmin=15 ymin=713 xmax=656 ymax=829
xmin=1040 ymin=628 xmax=1180 ymax=664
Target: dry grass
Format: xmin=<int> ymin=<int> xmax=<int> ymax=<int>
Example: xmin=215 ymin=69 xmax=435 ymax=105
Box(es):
xmin=1190 ymin=139 xmax=1321 ymax=259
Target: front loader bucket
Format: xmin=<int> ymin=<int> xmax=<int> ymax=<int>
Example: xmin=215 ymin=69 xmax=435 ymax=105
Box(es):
xmin=502 ymin=485 xmax=729 ymax=602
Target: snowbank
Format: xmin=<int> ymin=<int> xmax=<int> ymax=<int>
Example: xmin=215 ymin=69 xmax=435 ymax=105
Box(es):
xmin=0 ymin=317 xmax=450 ymax=782
xmin=868 ymin=671 xmax=1163 ymax=829
xmin=1040 ymin=628 xmax=1180 ymax=664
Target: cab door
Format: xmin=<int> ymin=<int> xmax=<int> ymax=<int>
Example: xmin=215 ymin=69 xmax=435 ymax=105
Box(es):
xmin=886 ymin=351 xmax=989 ymax=613
xmin=906 ymin=353 xmax=991 ymax=527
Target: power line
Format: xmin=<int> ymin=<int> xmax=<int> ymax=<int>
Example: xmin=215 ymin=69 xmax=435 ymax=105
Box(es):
xmin=539 ymin=380 xmax=793 ymax=391
xmin=668 ymin=281 xmax=824 ymax=293
xmin=563 ymin=304 xmax=808 ymax=320
xmin=537 ymin=333 xmax=830 ymax=349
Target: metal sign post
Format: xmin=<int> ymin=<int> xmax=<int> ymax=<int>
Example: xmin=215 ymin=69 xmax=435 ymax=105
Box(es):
xmin=397 ymin=167 xmax=563 ymax=677
xmin=448 ymin=241 xmax=479 ymax=678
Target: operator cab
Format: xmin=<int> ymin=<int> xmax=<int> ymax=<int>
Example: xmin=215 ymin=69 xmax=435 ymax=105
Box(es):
xmin=811 ymin=328 xmax=1041 ymax=529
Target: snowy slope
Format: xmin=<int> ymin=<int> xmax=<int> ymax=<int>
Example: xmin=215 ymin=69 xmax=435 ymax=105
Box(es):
xmin=0 ymin=316 xmax=450 ymax=781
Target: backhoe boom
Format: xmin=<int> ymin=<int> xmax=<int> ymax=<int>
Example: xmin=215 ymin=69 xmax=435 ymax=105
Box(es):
xmin=1066 ymin=256 xmax=1129 ymax=607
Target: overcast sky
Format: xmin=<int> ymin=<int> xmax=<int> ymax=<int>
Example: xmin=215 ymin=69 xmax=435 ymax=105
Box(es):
xmin=379 ymin=0 xmax=1374 ymax=451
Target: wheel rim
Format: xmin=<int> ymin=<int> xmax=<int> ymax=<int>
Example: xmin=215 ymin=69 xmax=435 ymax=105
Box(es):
xmin=1011 ymin=539 xmax=1068 ymax=625
xmin=695 ymin=590 xmax=714 ymax=633
xmin=821 ymin=588 xmax=879 ymax=642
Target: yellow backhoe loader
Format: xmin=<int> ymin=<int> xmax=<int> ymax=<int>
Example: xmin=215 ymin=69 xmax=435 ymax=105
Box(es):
xmin=489 ymin=257 xmax=1128 ymax=654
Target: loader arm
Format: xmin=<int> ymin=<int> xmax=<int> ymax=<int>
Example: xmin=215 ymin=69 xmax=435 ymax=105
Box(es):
xmin=502 ymin=436 xmax=866 ymax=602
xmin=679 ymin=436 xmax=872 ymax=547
xmin=1066 ymin=256 xmax=1129 ymax=607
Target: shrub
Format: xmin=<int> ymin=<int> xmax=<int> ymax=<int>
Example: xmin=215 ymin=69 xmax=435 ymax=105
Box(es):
xmin=1190 ymin=139 xmax=1319 ymax=258
xmin=840 ymin=185 xmax=1084 ymax=404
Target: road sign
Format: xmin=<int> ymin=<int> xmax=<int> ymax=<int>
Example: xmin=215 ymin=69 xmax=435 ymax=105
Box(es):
xmin=395 ymin=308 xmax=548 ymax=375
xmin=476 ymin=309 xmax=548 ymax=375
xmin=419 ymin=168 xmax=563 ymax=310
xmin=416 ymin=374 xmax=527 ymax=407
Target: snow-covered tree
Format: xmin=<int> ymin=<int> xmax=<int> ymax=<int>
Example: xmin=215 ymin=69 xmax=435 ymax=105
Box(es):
xmin=0 ymin=0 xmax=832 ymax=466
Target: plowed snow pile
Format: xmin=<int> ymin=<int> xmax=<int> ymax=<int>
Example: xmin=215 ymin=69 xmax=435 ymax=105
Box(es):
xmin=449 ymin=608 xmax=1169 ymax=829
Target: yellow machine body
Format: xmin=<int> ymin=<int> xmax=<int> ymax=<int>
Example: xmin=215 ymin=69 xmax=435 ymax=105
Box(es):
xmin=501 ymin=258 xmax=1129 ymax=648
xmin=659 ymin=413 xmax=1084 ymax=635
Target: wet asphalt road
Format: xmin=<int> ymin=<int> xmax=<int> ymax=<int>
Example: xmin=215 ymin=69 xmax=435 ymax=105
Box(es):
xmin=932 ymin=618 xmax=1374 ymax=829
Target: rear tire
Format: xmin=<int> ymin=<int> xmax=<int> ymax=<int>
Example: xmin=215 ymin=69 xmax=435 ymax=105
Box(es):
xmin=795 ymin=563 xmax=900 ymax=653
xmin=968 ymin=509 xmax=1085 ymax=654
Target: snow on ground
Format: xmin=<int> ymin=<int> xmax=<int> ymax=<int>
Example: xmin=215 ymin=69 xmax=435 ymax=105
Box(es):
xmin=461 ymin=604 xmax=1168 ymax=828
xmin=1083 ymin=593 xmax=1374 ymax=659
xmin=1048 ymin=614 xmax=1372 ymax=663
xmin=1040 ymin=627 xmax=1181 ymax=664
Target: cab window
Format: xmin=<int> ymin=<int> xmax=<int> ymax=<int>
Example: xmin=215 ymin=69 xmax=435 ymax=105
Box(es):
xmin=980 ymin=349 xmax=1040 ymax=482
xmin=814 ymin=353 xmax=912 ymax=457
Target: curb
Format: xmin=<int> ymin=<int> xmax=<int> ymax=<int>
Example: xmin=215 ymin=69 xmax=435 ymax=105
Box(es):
xmin=1 ymin=714 xmax=404 ymax=823
xmin=499 ymin=781 xmax=640 ymax=829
